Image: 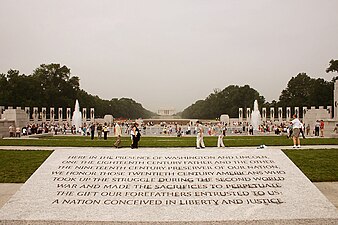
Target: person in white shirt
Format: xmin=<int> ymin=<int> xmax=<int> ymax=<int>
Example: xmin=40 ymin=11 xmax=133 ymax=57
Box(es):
xmin=196 ymin=121 xmax=205 ymax=149
xmin=291 ymin=114 xmax=302 ymax=148
xmin=113 ymin=122 xmax=122 ymax=148
xmin=217 ymin=123 xmax=225 ymax=148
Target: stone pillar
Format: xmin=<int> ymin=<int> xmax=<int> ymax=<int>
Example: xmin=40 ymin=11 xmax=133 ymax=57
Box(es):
xmin=334 ymin=80 xmax=338 ymax=119
xmin=270 ymin=107 xmax=275 ymax=122
xmin=278 ymin=107 xmax=283 ymax=122
xmin=238 ymin=108 xmax=243 ymax=123
xmin=16 ymin=106 xmax=21 ymax=110
xmin=41 ymin=108 xmax=47 ymax=122
xmin=66 ymin=108 xmax=71 ymax=124
xmin=0 ymin=106 xmax=5 ymax=119
xmin=302 ymin=107 xmax=307 ymax=119
xmin=8 ymin=106 xmax=13 ymax=109
xmin=327 ymin=106 xmax=332 ymax=118
xmin=82 ymin=108 xmax=87 ymax=123
xmin=24 ymin=107 xmax=30 ymax=121
xmin=262 ymin=108 xmax=267 ymax=122
xmin=294 ymin=107 xmax=299 ymax=119
xmin=33 ymin=107 xmax=39 ymax=122
xmin=50 ymin=108 xmax=55 ymax=123
xmin=58 ymin=108 xmax=63 ymax=123
xmin=90 ymin=108 xmax=95 ymax=122
xmin=286 ymin=107 xmax=291 ymax=121
xmin=246 ymin=108 xmax=251 ymax=123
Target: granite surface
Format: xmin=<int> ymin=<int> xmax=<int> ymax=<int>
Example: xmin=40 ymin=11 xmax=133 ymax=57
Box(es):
xmin=1 ymin=148 xmax=337 ymax=224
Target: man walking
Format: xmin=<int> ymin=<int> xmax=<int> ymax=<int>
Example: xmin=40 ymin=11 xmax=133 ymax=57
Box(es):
xmin=114 ymin=122 xmax=122 ymax=148
xmin=196 ymin=121 xmax=205 ymax=149
xmin=291 ymin=114 xmax=302 ymax=148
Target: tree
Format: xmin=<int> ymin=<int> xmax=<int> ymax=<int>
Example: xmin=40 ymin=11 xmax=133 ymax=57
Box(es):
xmin=0 ymin=63 xmax=154 ymax=119
xmin=326 ymin=59 xmax=338 ymax=81
xmin=326 ymin=59 xmax=338 ymax=73
xmin=32 ymin=64 xmax=80 ymax=107
xmin=181 ymin=85 xmax=265 ymax=119
xmin=278 ymin=73 xmax=333 ymax=108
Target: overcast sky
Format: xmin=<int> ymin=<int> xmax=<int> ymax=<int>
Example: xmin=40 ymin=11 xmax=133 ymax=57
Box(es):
xmin=1 ymin=0 xmax=337 ymax=112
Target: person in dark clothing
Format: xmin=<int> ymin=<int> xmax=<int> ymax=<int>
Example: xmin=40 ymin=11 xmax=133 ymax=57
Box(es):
xmin=131 ymin=122 xmax=141 ymax=149
xmin=90 ymin=123 xmax=95 ymax=140
xmin=103 ymin=123 xmax=109 ymax=140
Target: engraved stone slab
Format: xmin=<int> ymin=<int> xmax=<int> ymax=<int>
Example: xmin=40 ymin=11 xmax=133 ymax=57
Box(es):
xmin=1 ymin=148 xmax=338 ymax=224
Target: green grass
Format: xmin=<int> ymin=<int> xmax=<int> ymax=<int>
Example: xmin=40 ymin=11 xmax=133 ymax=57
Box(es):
xmin=283 ymin=149 xmax=338 ymax=182
xmin=0 ymin=150 xmax=53 ymax=183
xmin=1 ymin=135 xmax=338 ymax=147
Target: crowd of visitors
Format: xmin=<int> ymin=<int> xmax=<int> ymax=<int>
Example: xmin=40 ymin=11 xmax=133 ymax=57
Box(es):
xmin=6 ymin=117 xmax=333 ymax=149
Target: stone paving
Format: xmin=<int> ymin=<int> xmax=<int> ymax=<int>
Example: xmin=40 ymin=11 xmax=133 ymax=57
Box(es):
xmin=0 ymin=146 xmax=337 ymax=224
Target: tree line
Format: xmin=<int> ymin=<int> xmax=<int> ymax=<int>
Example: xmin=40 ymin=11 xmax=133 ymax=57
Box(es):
xmin=1 ymin=60 xmax=337 ymax=119
xmin=181 ymin=60 xmax=338 ymax=119
xmin=0 ymin=63 xmax=155 ymax=119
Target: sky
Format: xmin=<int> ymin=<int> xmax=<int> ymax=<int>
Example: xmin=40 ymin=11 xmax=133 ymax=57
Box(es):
xmin=1 ymin=0 xmax=337 ymax=113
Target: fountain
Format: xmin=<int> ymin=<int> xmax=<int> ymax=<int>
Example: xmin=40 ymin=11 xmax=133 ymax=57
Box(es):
xmin=72 ymin=99 xmax=82 ymax=133
xmin=251 ymin=100 xmax=261 ymax=131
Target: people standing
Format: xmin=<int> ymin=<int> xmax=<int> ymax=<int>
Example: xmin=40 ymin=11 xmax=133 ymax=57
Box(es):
xmin=306 ymin=124 xmax=310 ymax=136
xmin=90 ymin=123 xmax=95 ymax=140
xmin=196 ymin=121 xmax=205 ymax=149
xmin=314 ymin=120 xmax=320 ymax=136
xmin=97 ymin=124 xmax=103 ymax=138
xmin=131 ymin=122 xmax=141 ymax=149
xmin=320 ymin=120 xmax=325 ymax=137
xmin=217 ymin=123 xmax=225 ymax=148
xmin=291 ymin=114 xmax=302 ymax=148
xmin=114 ymin=122 xmax=122 ymax=148
xmin=248 ymin=125 xmax=254 ymax=135
xmin=333 ymin=124 xmax=338 ymax=134
xmin=15 ymin=126 xmax=21 ymax=137
xmin=9 ymin=125 xmax=15 ymax=137
xmin=103 ymin=123 xmax=109 ymax=140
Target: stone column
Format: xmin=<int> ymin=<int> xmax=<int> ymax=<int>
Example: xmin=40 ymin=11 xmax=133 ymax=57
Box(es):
xmin=66 ymin=108 xmax=71 ymax=124
xmin=302 ymin=107 xmax=307 ymax=119
xmin=327 ymin=106 xmax=332 ymax=118
xmin=90 ymin=108 xmax=95 ymax=123
xmin=294 ymin=107 xmax=299 ymax=119
xmin=16 ymin=106 xmax=21 ymax=110
xmin=41 ymin=108 xmax=47 ymax=122
xmin=0 ymin=106 xmax=5 ymax=119
xmin=262 ymin=108 xmax=267 ymax=122
xmin=238 ymin=108 xmax=243 ymax=123
xmin=8 ymin=106 xmax=13 ymax=109
xmin=278 ymin=107 xmax=283 ymax=122
xmin=82 ymin=108 xmax=87 ymax=123
xmin=33 ymin=107 xmax=39 ymax=123
xmin=286 ymin=107 xmax=291 ymax=121
xmin=270 ymin=107 xmax=275 ymax=122
xmin=50 ymin=108 xmax=55 ymax=123
xmin=58 ymin=108 xmax=63 ymax=123
xmin=246 ymin=108 xmax=251 ymax=123
xmin=334 ymin=80 xmax=338 ymax=119
xmin=25 ymin=107 xmax=30 ymax=121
